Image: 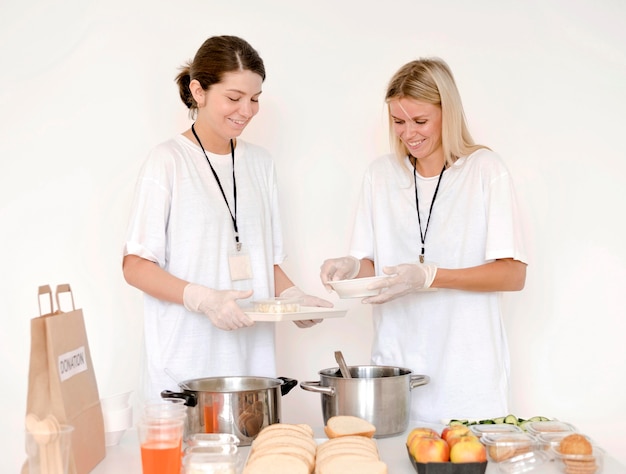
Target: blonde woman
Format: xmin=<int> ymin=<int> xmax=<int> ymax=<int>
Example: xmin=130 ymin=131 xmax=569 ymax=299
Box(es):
xmin=321 ymin=58 xmax=527 ymax=423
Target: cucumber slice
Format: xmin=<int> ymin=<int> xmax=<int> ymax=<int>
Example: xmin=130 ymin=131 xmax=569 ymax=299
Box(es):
xmin=504 ymin=414 xmax=518 ymax=425
xmin=527 ymin=415 xmax=551 ymax=422
xmin=492 ymin=417 xmax=506 ymax=424
xmin=449 ymin=420 xmax=468 ymax=426
xmin=479 ymin=419 xmax=495 ymax=424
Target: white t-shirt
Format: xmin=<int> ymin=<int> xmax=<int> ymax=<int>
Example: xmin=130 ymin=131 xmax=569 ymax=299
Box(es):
xmin=350 ymin=149 xmax=528 ymax=423
xmin=124 ymin=135 xmax=284 ymax=399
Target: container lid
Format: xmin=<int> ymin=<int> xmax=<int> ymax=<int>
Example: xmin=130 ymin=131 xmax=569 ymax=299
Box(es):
xmin=470 ymin=423 xmax=522 ymax=437
xmin=481 ymin=432 xmax=537 ymax=447
xmin=187 ymin=433 xmax=240 ymax=447
xmin=525 ymin=420 xmax=576 ymax=435
xmin=497 ymin=449 xmax=551 ymax=474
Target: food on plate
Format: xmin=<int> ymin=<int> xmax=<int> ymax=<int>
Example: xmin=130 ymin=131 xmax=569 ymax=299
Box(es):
xmin=560 ymin=434 xmax=593 ymax=455
xmin=324 ymin=415 xmax=376 ymax=439
xmin=449 ymin=436 xmax=487 ymax=463
xmin=252 ymin=298 xmax=300 ymax=313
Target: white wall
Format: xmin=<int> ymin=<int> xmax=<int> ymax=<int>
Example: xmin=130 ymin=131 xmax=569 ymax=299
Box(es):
xmin=2 ymin=0 xmax=625 ymax=471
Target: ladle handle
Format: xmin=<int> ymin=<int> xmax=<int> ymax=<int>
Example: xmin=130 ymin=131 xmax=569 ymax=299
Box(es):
xmin=334 ymin=351 xmax=352 ymax=378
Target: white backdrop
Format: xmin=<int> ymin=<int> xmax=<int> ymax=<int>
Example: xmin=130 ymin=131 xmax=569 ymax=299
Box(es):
xmin=1 ymin=0 xmax=625 ymax=471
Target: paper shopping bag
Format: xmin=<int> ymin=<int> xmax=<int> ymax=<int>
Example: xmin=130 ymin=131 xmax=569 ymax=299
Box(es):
xmin=26 ymin=284 xmax=106 ymax=474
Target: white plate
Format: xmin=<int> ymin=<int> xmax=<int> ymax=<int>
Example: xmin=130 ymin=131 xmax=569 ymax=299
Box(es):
xmin=244 ymin=306 xmax=347 ymax=322
xmin=327 ymin=276 xmax=387 ymax=298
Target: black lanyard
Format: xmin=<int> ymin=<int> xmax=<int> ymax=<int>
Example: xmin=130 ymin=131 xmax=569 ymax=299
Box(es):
xmin=413 ymin=159 xmax=445 ymax=263
xmin=191 ymin=123 xmax=241 ymax=251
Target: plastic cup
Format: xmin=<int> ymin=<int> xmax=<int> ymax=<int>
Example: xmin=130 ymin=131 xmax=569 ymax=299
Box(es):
xmin=25 ymin=424 xmax=74 ymax=474
xmin=138 ymin=417 xmax=184 ymax=474
xmin=143 ymin=400 xmax=187 ymax=420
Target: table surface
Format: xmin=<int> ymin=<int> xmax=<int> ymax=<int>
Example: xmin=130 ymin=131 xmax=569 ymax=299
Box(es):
xmin=92 ymin=427 xmax=626 ymax=474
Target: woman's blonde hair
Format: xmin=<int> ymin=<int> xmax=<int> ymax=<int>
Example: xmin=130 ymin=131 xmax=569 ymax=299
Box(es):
xmin=385 ymin=58 xmax=487 ymax=167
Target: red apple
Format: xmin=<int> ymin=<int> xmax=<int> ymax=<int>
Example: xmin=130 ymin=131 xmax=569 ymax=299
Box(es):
xmin=447 ymin=432 xmax=479 ymax=450
xmin=449 ymin=436 xmax=487 ymax=463
xmin=441 ymin=425 xmax=472 ymax=443
xmin=409 ymin=436 xmax=450 ymax=463
xmin=406 ymin=427 xmax=440 ymax=446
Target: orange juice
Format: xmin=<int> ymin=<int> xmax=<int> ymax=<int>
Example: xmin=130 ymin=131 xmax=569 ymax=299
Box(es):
xmin=203 ymin=403 xmax=219 ymax=433
xmin=140 ymin=441 xmax=181 ymax=474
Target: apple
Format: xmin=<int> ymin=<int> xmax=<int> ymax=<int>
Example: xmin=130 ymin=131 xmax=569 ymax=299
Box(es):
xmin=447 ymin=432 xmax=479 ymax=450
xmin=409 ymin=436 xmax=450 ymax=463
xmin=406 ymin=427 xmax=440 ymax=446
xmin=449 ymin=436 xmax=487 ymax=463
xmin=441 ymin=424 xmax=472 ymax=443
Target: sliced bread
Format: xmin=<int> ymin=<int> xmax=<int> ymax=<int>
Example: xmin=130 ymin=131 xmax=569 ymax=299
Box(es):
xmin=324 ymin=415 xmax=376 ymax=439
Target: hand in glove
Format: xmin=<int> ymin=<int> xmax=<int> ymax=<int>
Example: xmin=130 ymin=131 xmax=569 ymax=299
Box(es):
xmin=362 ymin=263 xmax=437 ymax=304
xmin=320 ymin=256 xmax=361 ymax=291
xmin=280 ymin=286 xmax=333 ymax=328
xmin=183 ymin=283 xmax=254 ymax=330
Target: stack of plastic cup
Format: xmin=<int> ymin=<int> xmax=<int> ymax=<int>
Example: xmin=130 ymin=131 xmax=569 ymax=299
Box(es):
xmin=138 ymin=399 xmax=187 ymax=474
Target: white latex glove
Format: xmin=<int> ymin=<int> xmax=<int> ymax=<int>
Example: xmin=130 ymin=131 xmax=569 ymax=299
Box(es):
xmin=183 ymin=283 xmax=254 ymax=330
xmin=320 ymin=256 xmax=361 ymax=291
xmin=280 ymin=286 xmax=333 ymax=328
xmin=362 ymin=262 xmax=437 ymax=304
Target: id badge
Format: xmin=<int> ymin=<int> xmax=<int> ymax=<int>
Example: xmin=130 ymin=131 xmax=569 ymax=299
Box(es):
xmin=229 ymin=244 xmax=253 ymax=281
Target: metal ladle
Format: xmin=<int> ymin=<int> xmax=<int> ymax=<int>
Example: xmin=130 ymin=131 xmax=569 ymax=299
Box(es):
xmin=334 ymin=350 xmax=352 ymax=379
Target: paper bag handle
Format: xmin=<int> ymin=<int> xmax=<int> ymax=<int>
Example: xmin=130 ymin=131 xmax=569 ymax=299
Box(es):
xmin=38 ymin=285 xmax=53 ymax=316
xmin=55 ymin=283 xmax=76 ymax=312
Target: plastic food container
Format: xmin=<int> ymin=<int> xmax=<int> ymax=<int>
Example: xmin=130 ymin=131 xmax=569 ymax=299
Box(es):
xmin=525 ymin=420 xmax=576 ymax=436
xmin=187 ymin=433 xmax=240 ymax=447
xmin=481 ymin=432 xmax=539 ymax=463
xmin=252 ymin=298 xmax=300 ymax=313
xmin=551 ymin=445 xmax=604 ymax=474
xmin=470 ymin=423 xmax=522 ymax=438
xmin=497 ymin=450 xmax=551 ymax=474
xmin=536 ymin=432 xmax=593 ymax=459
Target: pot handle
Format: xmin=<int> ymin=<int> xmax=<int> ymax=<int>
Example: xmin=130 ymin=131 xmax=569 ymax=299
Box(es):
xmin=161 ymin=389 xmax=198 ymax=407
xmin=409 ymin=374 xmax=430 ymax=390
xmin=278 ymin=377 xmax=298 ymax=396
xmin=299 ymin=381 xmax=335 ymax=396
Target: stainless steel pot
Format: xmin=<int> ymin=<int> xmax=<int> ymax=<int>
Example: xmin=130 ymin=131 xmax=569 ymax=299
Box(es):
xmin=161 ymin=376 xmax=297 ymax=446
xmin=300 ymin=365 xmax=429 ymax=438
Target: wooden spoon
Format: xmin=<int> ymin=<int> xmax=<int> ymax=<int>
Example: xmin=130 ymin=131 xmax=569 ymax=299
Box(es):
xmin=42 ymin=416 xmax=64 ymax=474
xmin=334 ymin=351 xmax=352 ymax=379
xmin=25 ymin=414 xmax=51 ymax=474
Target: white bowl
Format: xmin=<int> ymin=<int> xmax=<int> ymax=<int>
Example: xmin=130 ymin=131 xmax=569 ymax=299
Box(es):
xmin=105 ymin=430 xmax=127 ymax=447
xmin=328 ymin=276 xmax=387 ymax=298
xmin=101 ymin=391 xmax=132 ymax=411
xmin=103 ymin=405 xmax=133 ymax=432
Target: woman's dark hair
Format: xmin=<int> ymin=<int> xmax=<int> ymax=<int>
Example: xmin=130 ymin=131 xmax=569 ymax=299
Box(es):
xmin=176 ymin=36 xmax=266 ymax=116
